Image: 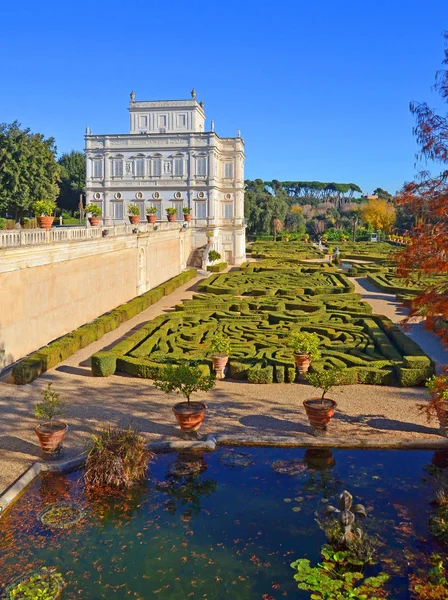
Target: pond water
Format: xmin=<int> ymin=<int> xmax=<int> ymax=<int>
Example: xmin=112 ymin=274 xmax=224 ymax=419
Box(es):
xmin=0 ymin=447 xmax=446 ymax=599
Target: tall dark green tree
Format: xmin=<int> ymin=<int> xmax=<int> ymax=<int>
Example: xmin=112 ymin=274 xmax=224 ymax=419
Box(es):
xmin=0 ymin=121 xmax=61 ymax=219
xmin=58 ymin=151 xmax=86 ymax=212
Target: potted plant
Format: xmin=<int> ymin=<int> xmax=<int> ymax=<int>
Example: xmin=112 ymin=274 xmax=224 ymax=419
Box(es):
xmin=127 ymin=203 xmax=140 ymax=224
xmin=33 ymin=200 xmax=57 ymax=229
xmin=208 ymin=250 xmax=221 ymax=264
xmin=146 ymin=206 xmax=158 ymax=223
xmin=34 ymin=383 xmax=67 ymax=456
xmin=303 ymin=368 xmax=344 ymax=434
xmin=85 ymin=203 xmax=102 ymax=226
xmin=205 ymin=231 xmax=214 ymax=244
xmin=152 ymin=363 xmax=216 ymax=432
xmin=209 ymin=332 xmax=231 ymax=379
xmin=421 ymin=375 xmax=448 ymax=436
xmin=183 ymin=207 xmax=192 ymax=222
xmin=287 ymin=331 xmax=321 ymax=374
xmin=166 ymin=207 xmax=177 ymax=222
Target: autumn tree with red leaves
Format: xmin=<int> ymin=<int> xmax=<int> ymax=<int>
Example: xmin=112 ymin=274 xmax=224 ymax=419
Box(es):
xmin=396 ymin=32 xmax=448 ymax=349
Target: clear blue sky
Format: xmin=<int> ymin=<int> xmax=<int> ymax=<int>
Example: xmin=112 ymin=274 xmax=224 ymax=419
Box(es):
xmin=1 ymin=0 xmax=446 ymax=195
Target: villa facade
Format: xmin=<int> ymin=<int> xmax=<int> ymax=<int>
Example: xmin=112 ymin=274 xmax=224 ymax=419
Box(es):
xmin=84 ymin=90 xmax=246 ymax=265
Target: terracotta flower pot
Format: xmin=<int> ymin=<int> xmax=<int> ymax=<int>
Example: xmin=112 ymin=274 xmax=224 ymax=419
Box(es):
xmin=436 ymin=402 xmax=448 ymax=437
xmin=303 ymin=398 xmax=337 ymax=433
xmin=294 ymin=353 xmax=311 ymax=374
xmin=172 ymin=401 xmax=207 ymax=432
xmin=211 ymin=354 xmax=228 ymax=379
xmin=34 ymin=421 xmax=68 ymax=456
xmin=129 ymin=216 xmax=140 ymax=225
xmin=147 ymin=215 xmax=157 ymax=223
xmin=37 ymin=216 xmax=54 ymax=229
xmin=88 ymin=217 xmax=101 ymax=227
xmin=167 ymin=214 xmax=176 ymax=222
xmin=184 ymin=214 xmax=192 ymax=222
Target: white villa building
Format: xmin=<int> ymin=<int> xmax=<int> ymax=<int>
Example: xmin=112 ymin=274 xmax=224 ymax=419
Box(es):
xmin=85 ymin=90 xmax=246 ymax=265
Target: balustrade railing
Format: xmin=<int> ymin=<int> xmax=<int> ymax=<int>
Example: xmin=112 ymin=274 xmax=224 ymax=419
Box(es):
xmin=0 ymin=221 xmax=184 ymax=249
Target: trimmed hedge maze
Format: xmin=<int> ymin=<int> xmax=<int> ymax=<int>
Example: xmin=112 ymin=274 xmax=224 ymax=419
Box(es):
xmin=248 ymin=240 xmax=324 ymax=261
xmin=93 ymin=266 xmax=434 ymax=387
xmin=338 ymin=241 xmax=398 ymax=263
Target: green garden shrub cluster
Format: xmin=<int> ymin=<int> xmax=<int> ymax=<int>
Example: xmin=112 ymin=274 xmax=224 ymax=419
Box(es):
xmin=367 ymin=272 xmax=444 ymax=297
xmin=247 ymin=240 xmax=324 ymax=261
xmin=12 ymin=269 xmax=197 ymax=384
xmin=93 ymin=272 xmax=434 ymax=386
xmin=206 ymin=262 xmax=228 ymax=272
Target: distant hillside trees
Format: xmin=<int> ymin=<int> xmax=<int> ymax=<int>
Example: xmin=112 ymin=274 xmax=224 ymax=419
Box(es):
xmin=0 ymin=121 xmax=61 ymax=220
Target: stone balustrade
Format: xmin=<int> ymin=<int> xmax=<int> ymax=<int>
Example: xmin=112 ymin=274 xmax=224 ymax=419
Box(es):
xmin=0 ymin=221 xmax=185 ymax=249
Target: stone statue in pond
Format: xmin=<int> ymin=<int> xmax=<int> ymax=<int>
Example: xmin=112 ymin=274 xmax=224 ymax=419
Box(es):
xmin=325 ymin=490 xmax=367 ymax=544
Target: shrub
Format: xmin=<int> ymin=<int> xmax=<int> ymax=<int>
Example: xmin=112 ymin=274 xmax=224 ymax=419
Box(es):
xmin=33 ymin=200 xmax=57 ymax=216
xmin=206 ymin=262 xmax=227 ymax=272
xmin=210 ymin=332 xmax=231 ymax=355
xmin=208 ymin=250 xmax=221 ymax=262
xmin=146 ymin=206 xmax=158 ymax=215
xmin=152 ymin=363 xmax=216 ymax=406
xmin=166 ymin=208 xmax=177 ymax=215
xmin=84 ymin=426 xmax=152 ymax=489
xmin=305 ymin=368 xmax=345 ymax=400
xmin=91 ymin=352 xmax=117 ymax=377
xmin=0 ymin=217 xmax=7 ymax=229
xmin=128 ymin=203 xmax=140 ymax=216
xmin=85 ymin=203 xmax=102 ymax=217
xmin=287 ymin=331 xmax=321 ymax=360
xmin=34 ymin=383 xmax=65 ymax=425
xmin=183 ymin=207 xmax=192 ymax=214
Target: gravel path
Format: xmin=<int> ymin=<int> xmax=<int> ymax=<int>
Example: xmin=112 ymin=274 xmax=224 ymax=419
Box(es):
xmin=0 ymin=271 xmax=447 ymax=496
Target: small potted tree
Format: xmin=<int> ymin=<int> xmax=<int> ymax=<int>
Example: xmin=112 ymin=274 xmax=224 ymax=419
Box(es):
xmin=303 ymin=368 xmax=344 ymax=434
xmin=146 ymin=206 xmax=158 ymax=223
xmin=208 ymin=250 xmax=221 ymax=264
xmin=152 ymin=363 xmax=216 ymax=432
xmin=33 ymin=200 xmax=57 ymax=229
xmin=287 ymin=331 xmax=321 ymax=374
xmin=166 ymin=207 xmax=177 ymax=222
xmin=205 ymin=231 xmax=214 ymax=244
xmin=209 ymin=332 xmax=231 ymax=379
xmin=183 ymin=207 xmax=192 ymax=222
xmin=85 ymin=203 xmax=102 ymax=226
xmin=421 ymin=375 xmax=448 ymax=436
xmin=34 ymin=383 xmax=68 ymax=456
xmin=128 ymin=203 xmax=141 ymax=224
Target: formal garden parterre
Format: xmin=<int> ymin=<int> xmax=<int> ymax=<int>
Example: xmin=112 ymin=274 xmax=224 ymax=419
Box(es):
xmin=92 ymin=247 xmax=434 ymax=387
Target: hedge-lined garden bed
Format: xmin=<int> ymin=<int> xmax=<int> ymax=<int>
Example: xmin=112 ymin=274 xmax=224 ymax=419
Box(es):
xmin=247 ymin=240 xmax=324 ymax=261
xmin=206 ymin=262 xmax=228 ymax=272
xmin=12 ymin=269 xmax=197 ymax=384
xmin=93 ymin=274 xmax=434 ymax=387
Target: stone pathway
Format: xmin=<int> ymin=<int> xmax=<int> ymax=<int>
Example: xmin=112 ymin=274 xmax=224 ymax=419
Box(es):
xmin=353 ymin=277 xmax=448 ymax=373
xmin=0 ymin=271 xmax=447 ymax=497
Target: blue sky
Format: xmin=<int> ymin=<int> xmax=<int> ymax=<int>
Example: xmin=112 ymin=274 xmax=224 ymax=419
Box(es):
xmin=1 ymin=0 xmax=446 ymax=195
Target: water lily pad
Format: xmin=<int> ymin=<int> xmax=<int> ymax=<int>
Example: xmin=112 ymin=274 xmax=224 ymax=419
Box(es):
xmin=40 ymin=502 xmax=84 ymax=528
xmin=271 ymin=459 xmax=306 ymax=476
xmin=167 ymin=460 xmax=204 ymax=477
xmin=220 ymin=452 xmax=254 ymax=468
xmin=5 ymin=567 xmax=65 ymax=600
xmin=292 ymin=506 xmax=302 ymax=512
xmin=284 ymin=498 xmax=292 ymax=503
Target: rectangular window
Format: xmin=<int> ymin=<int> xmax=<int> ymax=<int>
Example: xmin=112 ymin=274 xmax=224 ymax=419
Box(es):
xmin=174 ymin=158 xmax=183 ymax=176
xmin=113 ymin=202 xmax=123 ymax=220
xmin=158 ymin=115 xmax=167 ymax=127
xmin=177 ymin=114 xmax=186 ymax=128
xmin=224 ymin=162 xmax=233 ymax=178
xmin=139 ymin=115 xmax=148 ymax=129
xmin=112 ymin=160 xmax=123 ymax=177
xmin=93 ymin=160 xmax=103 ymax=178
xmin=196 ymin=201 xmax=207 ymax=219
xmin=135 ymin=159 xmax=145 ymax=177
xmin=224 ymin=203 xmax=233 ymax=218
xmin=196 ymin=157 xmax=207 ymax=176
xmin=174 ymin=201 xmax=183 ymax=220
xmin=153 ymin=158 xmax=161 ymax=176
xmin=151 ymin=202 xmax=162 ymax=220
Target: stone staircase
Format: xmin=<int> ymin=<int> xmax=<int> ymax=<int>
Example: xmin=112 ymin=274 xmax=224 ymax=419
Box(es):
xmin=187 ymin=246 xmax=207 ymax=269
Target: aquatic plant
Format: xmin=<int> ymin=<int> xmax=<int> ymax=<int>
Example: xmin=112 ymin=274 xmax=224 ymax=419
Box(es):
xmin=4 ymin=567 xmax=65 ymax=600
xmin=84 ymin=426 xmax=153 ymax=489
xmin=324 ymin=490 xmax=367 ymax=543
xmin=291 ymin=551 xmax=389 ymax=599
xmin=409 ymin=554 xmax=448 ymax=599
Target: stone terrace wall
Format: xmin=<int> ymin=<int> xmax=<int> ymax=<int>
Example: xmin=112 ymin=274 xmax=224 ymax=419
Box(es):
xmin=0 ymin=227 xmax=192 ymax=370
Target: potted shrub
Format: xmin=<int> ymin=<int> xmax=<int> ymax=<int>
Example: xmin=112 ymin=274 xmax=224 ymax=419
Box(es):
xmin=152 ymin=363 xmax=216 ymax=432
xmin=421 ymin=375 xmax=448 ymax=436
xmin=146 ymin=206 xmax=158 ymax=223
xmin=128 ymin=203 xmax=140 ymax=224
xmin=209 ymin=332 xmax=231 ymax=379
xmin=303 ymin=368 xmax=344 ymax=434
xmin=287 ymin=331 xmax=321 ymax=374
xmin=205 ymin=231 xmax=214 ymax=244
xmin=34 ymin=383 xmax=67 ymax=456
xmin=183 ymin=207 xmax=192 ymax=222
xmin=208 ymin=250 xmax=221 ymax=264
xmin=33 ymin=200 xmax=57 ymax=229
xmin=85 ymin=203 xmax=102 ymax=226
xmin=166 ymin=207 xmax=177 ymax=222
